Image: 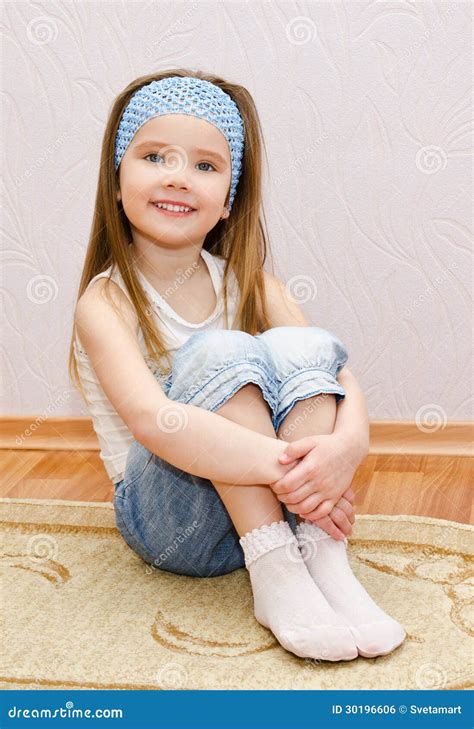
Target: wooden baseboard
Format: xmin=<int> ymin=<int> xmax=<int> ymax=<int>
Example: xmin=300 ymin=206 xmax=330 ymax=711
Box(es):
xmin=0 ymin=416 xmax=472 ymax=456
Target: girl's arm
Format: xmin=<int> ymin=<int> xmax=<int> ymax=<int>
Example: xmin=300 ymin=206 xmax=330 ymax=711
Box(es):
xmin=138 ymin=403 xmax=294 ymax=486
xmin=75 ymin=279 xmax=294 ymax=488
xmin=260 ymin=271 xmax=369 ymax=462
xmin=333 ymin=367 xmax=370 ymax=464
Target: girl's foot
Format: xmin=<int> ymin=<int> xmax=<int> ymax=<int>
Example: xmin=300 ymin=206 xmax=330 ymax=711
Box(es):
xmin=239 ymin=520 xmax=358 ymax=661
xmin=296 ymin=521 xmax=406 ymax=658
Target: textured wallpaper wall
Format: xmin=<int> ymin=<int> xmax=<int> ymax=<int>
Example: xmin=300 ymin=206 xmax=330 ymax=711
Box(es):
xmin=2 ymin=0 xmax=472 ymax=426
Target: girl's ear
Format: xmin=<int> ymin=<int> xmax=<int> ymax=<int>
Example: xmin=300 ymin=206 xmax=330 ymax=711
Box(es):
xmin=220 ymin=207 xmax=230 ymax=220
xmin=116 ymin=190 xmax=122 ymax=202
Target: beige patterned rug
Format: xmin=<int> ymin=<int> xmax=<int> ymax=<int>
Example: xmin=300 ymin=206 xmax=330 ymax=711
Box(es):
xmin=1 ymin=497 xmax=472 ymax=691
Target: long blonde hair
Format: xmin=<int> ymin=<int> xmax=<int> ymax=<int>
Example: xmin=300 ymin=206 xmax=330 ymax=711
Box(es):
xmin=68 ymin=68 xmax=273 ymax=402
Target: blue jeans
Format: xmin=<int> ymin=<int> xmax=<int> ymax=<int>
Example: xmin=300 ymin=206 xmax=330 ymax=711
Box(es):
xmin=113 ymin=326 xmax=348 ymax=578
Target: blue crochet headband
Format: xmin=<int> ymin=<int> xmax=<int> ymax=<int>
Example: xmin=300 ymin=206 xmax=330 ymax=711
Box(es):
xmin=114 ymin=76 xmax=245 ymax=210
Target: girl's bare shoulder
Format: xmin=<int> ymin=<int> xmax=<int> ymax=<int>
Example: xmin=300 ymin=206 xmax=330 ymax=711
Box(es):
xmin=258 ymin=270 xmax=310 ymax=329
xmin=77 ymin=275 xmax=138 ymax=333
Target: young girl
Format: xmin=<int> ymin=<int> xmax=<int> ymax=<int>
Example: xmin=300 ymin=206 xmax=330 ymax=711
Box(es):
xmin=69 ymin=69 xmax=406 ymax=663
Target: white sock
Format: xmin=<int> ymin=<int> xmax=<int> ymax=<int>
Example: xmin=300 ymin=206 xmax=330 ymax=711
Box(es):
xmin=296 ymin=521 xmax=406 ymax=658
xmin=239 ymin=520 xmax=358 ymax=661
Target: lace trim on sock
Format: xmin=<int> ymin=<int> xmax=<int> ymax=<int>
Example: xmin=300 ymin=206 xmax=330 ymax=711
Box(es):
xmin=239 ymin=519 xmax=297 ymax=569
xmin=296 ymin=521 xmax=332 ymax=542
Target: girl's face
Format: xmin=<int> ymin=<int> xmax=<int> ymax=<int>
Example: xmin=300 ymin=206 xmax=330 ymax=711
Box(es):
xmin=116 ymin=114 xmax=232 ymax=249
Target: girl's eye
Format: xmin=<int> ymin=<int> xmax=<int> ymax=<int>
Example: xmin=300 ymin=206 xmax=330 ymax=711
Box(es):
xmin=196 ymin=162 xmax=215 ymax=171
xmin=144 ymin=153 xmax=215 ymax=171
xmin=144 ymin=153 xmax=164 ymax=164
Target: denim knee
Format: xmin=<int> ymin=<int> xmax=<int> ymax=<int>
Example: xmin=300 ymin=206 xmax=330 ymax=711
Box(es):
xmin=256 ymin=326 xmax=349 ymax=431
xmin=165 ymin=329 xmax=278 ymax=418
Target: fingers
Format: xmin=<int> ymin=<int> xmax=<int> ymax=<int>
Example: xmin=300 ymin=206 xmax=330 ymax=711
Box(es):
xmin=329 ymin=505 xmax=353 ymax=536
xmin=282 ymin=488 xmax=325 ymax=514
xmin=335 ymin=496 xmax=355 ymax=524
xmin=343 ymin=487 xmax=355 ymax=503
xmin=271 ymin=458 xmax=316 ymax=494
xmin=300 ymin=499 xmax=335 ymax=521
xmin=274 ymin=480 xmax=313 ymax=505
xmin=305 ymin=514 xmax=345 ymax=541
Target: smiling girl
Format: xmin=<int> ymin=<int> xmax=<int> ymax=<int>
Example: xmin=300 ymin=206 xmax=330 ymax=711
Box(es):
xmin=69 ymin=69 xmax=405 ymax=662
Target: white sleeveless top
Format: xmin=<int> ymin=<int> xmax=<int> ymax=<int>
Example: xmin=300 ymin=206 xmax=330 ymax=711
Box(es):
xmin=74 ymin=248 xmax=241 ymax=485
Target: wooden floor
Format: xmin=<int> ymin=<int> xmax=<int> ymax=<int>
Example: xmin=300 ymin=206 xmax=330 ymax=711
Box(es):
xmin=1 ymin=449 xmax=473 ymax=526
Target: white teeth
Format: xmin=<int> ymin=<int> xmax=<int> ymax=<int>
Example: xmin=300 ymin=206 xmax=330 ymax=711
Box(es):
xmin=155 ymin=202 xmax=193 ymax=213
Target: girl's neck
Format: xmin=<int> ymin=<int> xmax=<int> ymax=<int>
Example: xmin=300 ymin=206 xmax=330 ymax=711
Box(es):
xmin=130 ymin=242 xmax=203 ymax=284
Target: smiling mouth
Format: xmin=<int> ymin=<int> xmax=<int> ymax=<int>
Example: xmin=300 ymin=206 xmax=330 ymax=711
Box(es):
xmin=151 ymin=203 xmax=196 ymax=217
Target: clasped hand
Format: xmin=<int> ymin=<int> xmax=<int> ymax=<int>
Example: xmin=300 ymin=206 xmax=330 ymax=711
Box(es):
xmin=270 ymin=433 xmax=358 ymax=540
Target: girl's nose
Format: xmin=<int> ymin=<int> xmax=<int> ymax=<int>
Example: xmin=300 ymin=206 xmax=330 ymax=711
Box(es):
xmin=160 ymin=170 xmax=191 ymax=189
xmin=158 ymin=153 xmax=191 ymax=187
